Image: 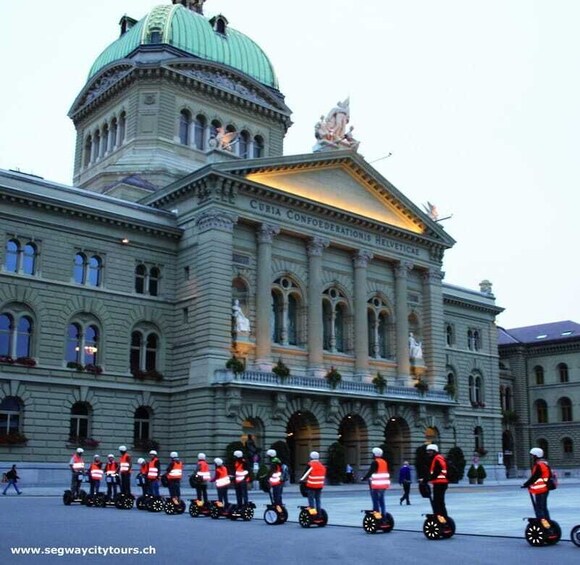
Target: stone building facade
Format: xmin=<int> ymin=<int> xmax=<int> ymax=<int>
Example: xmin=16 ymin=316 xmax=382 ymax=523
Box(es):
xmin=0 ymin=1 xmax=504 ymax=479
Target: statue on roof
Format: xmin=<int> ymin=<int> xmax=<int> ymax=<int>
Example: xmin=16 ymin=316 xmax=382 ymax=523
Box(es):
xmin=210 ymin=127 xmax=238 ymax=152
xmin=313 ymin=98 xmax=359 ymax=152
xmin=173 ymin=0 xmax=205 ymax=14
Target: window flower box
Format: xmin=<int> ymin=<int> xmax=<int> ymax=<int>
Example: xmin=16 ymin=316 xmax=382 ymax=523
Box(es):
xmin=15 ymin=356 xmax=36 ymax=367
xmin=85 ymin=364 xmax=103 ymax=375
xmin=132 ymin=369 xmax=164 ymax=381
xmin=67 ymin=361 xmax=85 ymax=372
xmin=0 ymin=355 xmax=15 ymax=365
xmin=325 ymin=366 xmax=342 ymax=389
xmin=0 ymin=432 xmax=28 ymax=445
xmin=67 ymin=436 xmax=100 ymax=449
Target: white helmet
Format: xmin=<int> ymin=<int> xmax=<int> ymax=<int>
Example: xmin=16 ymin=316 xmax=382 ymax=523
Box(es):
xmin=137 ymin=458 xmax=145 ymax=464
xmin=198 ymin=453 xmax=206 ymax=460
xmin=170 ymin=451 xmax=178 ymax=458
xmin=214 ymin=457 xmax=223 ymax=466
xmin=93 ymin=454 xmax=100 ymax=460
xmin=266 ymin=449 xmax=276 ymax=458
xmin=426 ymin=444 xmax=439 ymax=452
xmin=118 ymin=445 xmax=127 ymax=452
xmin=310 ymin=451 xmax=320 ymax=460
xmin=149 ymin=450 xmax=157 ymax=456
xmin=107 ymin=454 xmax=114 ymax=459
xmin=372 ymin=447 xmax=383 ymax=457
xmin=530 ymin=447 xmax=544 ymax=458
xmin=233 ymin=450 xmax=243 ymax=458
xmin=76 ymin=448 xmax=84 ymax=454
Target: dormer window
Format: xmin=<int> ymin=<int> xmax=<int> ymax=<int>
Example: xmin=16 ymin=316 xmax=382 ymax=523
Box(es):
xmin=149 ymin=29 xmax=162 ymax=44
xmin=210 ymin=15 xmax=229 ymax=35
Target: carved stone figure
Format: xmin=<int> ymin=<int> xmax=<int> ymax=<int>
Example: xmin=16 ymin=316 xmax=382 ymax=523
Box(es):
xmin=232 ymin=299 xmax=250 ymax=333
xmin=211 ymin=127 xmax=238 ymax=152
xmin=409 ymin=332 xmax=423 ymax=360
xmin=314 ymin=98 xmax=359 ymax=152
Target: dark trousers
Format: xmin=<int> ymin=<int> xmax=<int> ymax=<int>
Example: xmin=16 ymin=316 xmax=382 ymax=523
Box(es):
xmin=89 ymin=479 xmax=100 ymax=496
xmin=168 ymin=480 xmax=181 ymax=499
xmin=149 ymin=479 xmax=160 ymax=497
xmin=70 ymin=472 xmax=82 ymax=496
xmin=272 ymin=485 xmax=283 ymax=506
xmin=196 ymin=483 xmax=208 ymax=504
xmin=431 ymin=483 xmax=448 ymax=517
xmin=533 ymin=492 xmax=550 ymax=520
xmin=120 ymin=473 xmax=131 ymax=496
xmin=106 ymin=477 xmax=118 ymax=499
xmin=217 ymin=486 xmax=229 ymax=506
xmin=307 ymin=488 xmax=322 ymax=513
xmin=235 ymin=481 xmax=248 ymax=506
xmin=400 ymin=481 xmax=411 ymax=504
xmin=370 ymin=488 xmax=386 ymax=515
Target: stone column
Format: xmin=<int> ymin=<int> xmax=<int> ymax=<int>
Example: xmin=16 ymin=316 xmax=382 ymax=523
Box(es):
xmin=395 ymin=261 xmax=413 ymax=384
xmin=422 ymin=268 xmax=446 ymax=388
xmin=353 ymin=249 xmax=373 ymax=380
xmin=255 ymin=223 xmax=280 ymax=370
xmin=307 ymin=237 xmax=329 ymax=376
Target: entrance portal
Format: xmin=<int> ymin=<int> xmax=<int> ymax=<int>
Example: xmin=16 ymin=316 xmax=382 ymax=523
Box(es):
xmin=384 ymin=417 xmax=411 ymax=477
xmin=286 ymin=411 xmax=320 ymax=482
xmin=338 ymin=414 xmax=367 ymax=475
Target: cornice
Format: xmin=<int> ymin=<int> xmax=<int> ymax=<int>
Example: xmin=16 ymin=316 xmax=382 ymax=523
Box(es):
xmin=443 ymin=295 xmax=504 ymax=315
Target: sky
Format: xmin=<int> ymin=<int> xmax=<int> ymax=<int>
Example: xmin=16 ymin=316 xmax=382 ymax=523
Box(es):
xmin=0 ymin=0 xmax=578 ymax=329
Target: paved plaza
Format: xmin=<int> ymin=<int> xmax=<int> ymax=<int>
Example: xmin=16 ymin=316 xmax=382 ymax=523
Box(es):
xmin=1 ymin=480 xmax=579 ymax=564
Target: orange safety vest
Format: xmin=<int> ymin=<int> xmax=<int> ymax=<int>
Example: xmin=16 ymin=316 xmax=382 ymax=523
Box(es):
xmin=234 ymin=460 xmax=249 ymax=483
xmin=168 ymin=461 xmax=183 ymax=480
xmin=528 ymin=461 xmax=550 ymax=495
xmin=89 ymin=462 xmax=103 ymax=481
xmin=370 ymin=457 xmax=391 ymax=490
xmin=429 ymin=454 xmax=448 ymax=484
xmin=119 ymin=453 xmax=131 ymax=474
xmin=215 ymin=465 xmax=231 ymax=488
xmin=197 ymin=460 xmax=210 ymax=482
xmin=105 ymin=461 xmax=118 ymax=476
xmin=306 ymin=460 xmax=326 ymax=490
xmin=140 ymin=462 xmax=149 ymax=475
xmin=147 ymin=457 xmax=159 ymax=480
xmin=268 ymin=462 xmax=282 ymax=487
xmin=71 ymin=454 xmax=85 ymax=472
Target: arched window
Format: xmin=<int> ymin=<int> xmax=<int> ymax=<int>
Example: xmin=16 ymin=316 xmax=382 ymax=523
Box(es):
xmin=87 ymin=256 xmax=102 ymax=286
xmin=119 ymin=112 xmax=126 ymax=144
xmin=323 ymin=287 xmax=349 ymax=353
xmin=130 ymin=328 xmax=160 ymax=374
xmin=134 ymin=407 xmax=151 ymax=442
xmin=5 ymin=239 xmax=19 ymax=272
xmin=134 ymin=264 xmax=161 ymax=296
xmin=558 ymin=363 xmax=569 ymax=383
xmin=446 ymin=371 xmax=456 ymax=397
xmin=467 ymin=329 xmax=473 ymax=350
xmin=135 ymin=264 xmax=146 ymax=294
xmin=110 ymin=118 xmax=118 ymax=149
xmin=66 ymin=322 xmax=100 ymax=367
xmin=179 ymin=109 xmax=192 ymax=145
xmin=473 ymin=330 xmax=481 ymax=351
xmin=239 ymin=130 xmax=250 ymax=158
xmin=101 ymin=124 xmax=109 ymax=155
xmin=73 ymin=253 xmax=103 ymax=287
xmin=0 ymin=310 xmax=34 ymax=359
xmin=0 ymin=397 xmax=22 ymax=436
xmin=445 ymin=323 xmax=454 ymax=347
xmin=194 ymin=115 xmax=206 ymax=150
xmin=367 ymin=296 xmax=391 ymax=358
xmin=253 ymin=135 xmax=264 ymax=158
xmin=535 ymin=399 xmax=548 ymax=424
xmin=93 ymin=131 xmax=101 ymax=161
xmin=149 ymin=267 xmax=160 ymax=297
xmin=469 ymin=373 xmax=483 ymax=406
xmin=562 ymin=437 xmax=573 ymax=458
xmin=22 ymin=243 xmax=37 ymax=275
xmin=271 ymin=277 xmax=302 ymax=346
xmin=505 ymin=386 xmax=513 ymax=411
xmin=5 ymin=239 xmax=38 ymax=275
xmin=84 ymin=136 xmax=92 ymax=167
xmin=69 ymin=402 xmax=90 ymax=440
xmin=559 ymin=397 xmax=573 ymax=422
xmin=534 ymin=365 xmax=544 ymax=385
xmin=474 ymin=426 xmax=484 ymax=452
xmin=537 ymin=438 xmax=549 ymax=459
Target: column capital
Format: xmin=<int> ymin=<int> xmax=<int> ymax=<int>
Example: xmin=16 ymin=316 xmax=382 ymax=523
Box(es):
xmin=423 ymin=268 xmax=445 ymax=283
xmin=307 ymin=237 xmax=330 ymax=257
xmin=195 ymin=209 xmax=238 ymax=233
xmin=395 ymin=260 xmax=414 ymax=278
xmin=257 ymin=223 xmax=280 ymax=244
xmin=352 ymin=249 xmax=373 ymax=269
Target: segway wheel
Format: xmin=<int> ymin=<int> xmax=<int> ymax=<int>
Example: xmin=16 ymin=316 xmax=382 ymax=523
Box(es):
xmin=63 ymin=490 xmax=73 ymax=506
xmin=441 ymin=517 xmax=455 ymax=539
xmin=546 ymin=521 xmax=561 ymax=545
xmin=136 ymin=496 xmax=146 ymax=510
xmin=318 ymin=509 xmax=328 ymax=527
xmin=571 ymin=525 xmax=580 ymax=547
xmin=279 ymin=506 xmax=288 ymax=524
xmin=189 ymin=501 xmax=200 ymax=517
xmin=525 ymin=522 xmax=547 ymax=546
xmin=79 ymin=490 xmax=87 ymax=504
xmin=149 ymin=497 xmax=164 ymax=513
xmin=298 ymin=508 xmax=311 ymax=528
xmin=423 ymin=517 xmax=442 ymax=540
xmin=363 ymin=514 xmax=378 ymax=534
xmin=95 ymin=494 xmax=106 ymax=508
xmin=85 ymin=495 xmax=94 ymax=507
xmin=210 ymin=504 xmax=221 ymax=519
xmin=123 ymin=495 xmax=134 ymax=510
xmin=241 ymin=506 xmax=254 ymax=521
xmin=164 ymin=500 xmax=176 ymax=515
xmin=382 ymin=512 xmax=395 ymax=533
xmin=264 ymin=508 xmax=278 ymax=525
xmin=176 ymin=500 xmax=186 ymax=515
xmin=114 ymin=496 xmax=125 ymax=509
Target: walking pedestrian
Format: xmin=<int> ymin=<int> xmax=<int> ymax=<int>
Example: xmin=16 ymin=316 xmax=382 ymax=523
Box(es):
xmin=2 ymin=464 xmax=22 ymax=495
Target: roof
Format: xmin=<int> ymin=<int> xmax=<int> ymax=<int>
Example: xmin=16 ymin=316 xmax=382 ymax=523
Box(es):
xmin=498 ymin=320 xmax=580 ymax=346
xmin=88 ymin=4 xmax=278 ymax=89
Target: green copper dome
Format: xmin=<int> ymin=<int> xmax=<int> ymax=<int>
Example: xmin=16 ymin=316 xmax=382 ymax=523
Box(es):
xmin=88 ymin=4 xmax=278 ymax=89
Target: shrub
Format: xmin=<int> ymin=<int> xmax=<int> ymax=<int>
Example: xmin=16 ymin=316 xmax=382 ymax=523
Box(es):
xmin=226 ymin=356 xmax=245 ymax=374
xmin=446 ymin=446 xmax=466 ymax=483
xmin=415 ymin=379 xmax=429 ymax=393
xmin=325 ymin=366 xmax=342 ymax=389
xmin=372 ymin=372 xmax=387 ymax=393
xmin=272 ymin=358 xmax=290 ymax=380
xmin=477 ymin=465 xmax=487 ymax=480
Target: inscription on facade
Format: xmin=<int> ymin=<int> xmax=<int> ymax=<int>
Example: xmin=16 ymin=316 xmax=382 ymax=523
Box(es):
xmin=249 ymin=199 xmax=421 ymax=257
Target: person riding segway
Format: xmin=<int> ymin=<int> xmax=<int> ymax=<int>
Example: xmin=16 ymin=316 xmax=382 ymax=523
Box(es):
xmin=262 ymin=449 xmax=288 ymax=525
xmin=63 ymin=447 xmax=87 ymax=505
xmin=298 ymin=451 xmax=328 ymax=528
xmin=189 ymin=453 xmax=212 ymax=517
xmin=85 ymin=454 xmax=104 ymax=507
xmin=361 ymin=447 xmax=394 ymax=534
xmin=230 ymin=450 xmax=255 ymax=521
xmin=164 ymin=452 xmax=185 ymax=515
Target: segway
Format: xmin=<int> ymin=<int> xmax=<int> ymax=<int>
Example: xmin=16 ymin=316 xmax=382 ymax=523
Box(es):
xmin=63 ymin=473 xmax=87 ymax=505
xmin=298 ymin=505 xmax=328 ymax=528
xmin=524 ymin=493 xmax=561 ymax=546
xmin=420 ymin=482 xmax=455 ymax=540
xmin=570 ymin=524 xmax=580 ymax=547
xmin=189 ymin=498 xmax=212 ymax=517
xmin=164 ymin=497 xmax=186 ymax=515
xmin=262 ymin=479 xmax=288 ymax=525
xmin=114 ymin=492 xmax=135 ymax=510
xmin=229 ymin=502 xmax=256 ymax=521
xmin=362 ymin=510 xmax=394 ymax=534
xmin=209 ymin=500 xmax=231 ymax=519
xmin=84 ymin=491 xmax=105 ymax=507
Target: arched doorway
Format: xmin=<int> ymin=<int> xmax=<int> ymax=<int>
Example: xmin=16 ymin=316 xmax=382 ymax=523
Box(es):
xmin=384 ymin=417 xmax=411 ymax=477
xmin=286 ymin=411 xmax=320 ymax=482
xmin=338 ymin=414 xmax=368 ymax=473
xmin=241 ymin=417 xmax=264 ymax=463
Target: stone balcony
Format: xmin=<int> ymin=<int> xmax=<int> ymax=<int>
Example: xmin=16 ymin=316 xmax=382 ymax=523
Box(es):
xmin=213 ymin=370 xmax=454 ymax=405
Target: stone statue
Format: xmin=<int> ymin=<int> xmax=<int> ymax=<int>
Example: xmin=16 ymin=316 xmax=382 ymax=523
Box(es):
xmin=314 ymin=98 xmax=359 ymax=152
xmin=211 ymin=127 xmax=238 ymax=152
xmin=232 ymin=299 xmax=250 ymax=333
xmin=409 ymin=332 xmax=423 ymax=360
